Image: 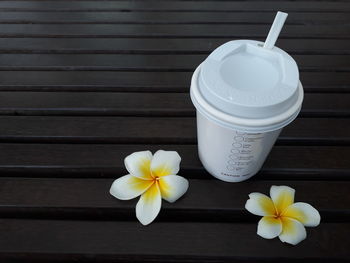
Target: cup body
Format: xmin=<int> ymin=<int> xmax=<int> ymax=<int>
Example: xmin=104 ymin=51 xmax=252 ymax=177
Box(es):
xmin=197 ymin=111 xmax=281 ymax=182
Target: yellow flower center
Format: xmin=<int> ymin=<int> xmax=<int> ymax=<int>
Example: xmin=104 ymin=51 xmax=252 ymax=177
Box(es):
xmin=274 ymin=213 xmax=282 ymax=219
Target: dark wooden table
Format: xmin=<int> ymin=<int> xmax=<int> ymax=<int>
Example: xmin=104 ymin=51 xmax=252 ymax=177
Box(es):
xmin=0 ymin=0 xmax=349 ymax=262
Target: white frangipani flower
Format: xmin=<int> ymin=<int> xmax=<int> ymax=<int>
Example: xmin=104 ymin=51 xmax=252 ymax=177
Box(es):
xmin=110 ymin=150 xmax=189 ymax=225
xmin=245 ymin=185 xmax=321 ymax=245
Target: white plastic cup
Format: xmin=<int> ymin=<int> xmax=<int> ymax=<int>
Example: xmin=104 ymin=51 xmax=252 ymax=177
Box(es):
xmin=190 ymin=12 xmax=303 ymax=182
xmin=190 ymin=40 xmax=304 ymax=182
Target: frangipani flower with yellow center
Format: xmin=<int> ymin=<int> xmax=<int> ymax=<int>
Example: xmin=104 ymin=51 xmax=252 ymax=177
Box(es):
xmin=110 ymin=150 xmax=189 ymax=225
xmin=245 ymin=185 xmax=321 ymax=245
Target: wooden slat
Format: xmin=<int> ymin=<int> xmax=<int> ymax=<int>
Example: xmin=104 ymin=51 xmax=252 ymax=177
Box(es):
xmin=0 ymin=38 xmax=349 ymax=55
xmin=0 ymin=178 xmax=348 ymax=222
xmin=0 ymin=1 xmax=349 ymax=12
xmin=0 ymin=92 xmax=347 ymax=117
xmin=0 ymin=72 xmax=349 ymax=92
xmin=0 ymin=117 xmax=347 ymax=145
xmin=0 ymin=12 xmax=348 ymax=25
xmin=0 ymin=92 xmax=193 ymax=116
xmin=0 ymin=24 xmax=348 ymax=38
xmin=0 ymin=54 xmax=348 ymax=72
xmin=0 ymin=144 xmax=348 ymax=179
xmin=0 ymin=219 xmax=348 ymax=262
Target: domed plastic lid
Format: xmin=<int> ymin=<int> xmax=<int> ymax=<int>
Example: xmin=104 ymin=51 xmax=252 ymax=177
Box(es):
xmin=198 ymin=39 xmax=299 ymax=119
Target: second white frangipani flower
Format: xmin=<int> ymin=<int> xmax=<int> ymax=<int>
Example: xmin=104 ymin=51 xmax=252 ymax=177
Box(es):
xmin=245 ymin=185 xmax=321 ymax=245
xmin=110 ymin=150 xmax=189 ymax=225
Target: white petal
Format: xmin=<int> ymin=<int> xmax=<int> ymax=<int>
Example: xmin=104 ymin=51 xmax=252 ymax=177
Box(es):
xmin=136 ymin=182 xmax=162 ymax=225
xmin=245 ymin=192 xmax=276 ymax=216
xmin=110 ymin=174 xmax=153 ymax=200
xmin=257 ymin=216 xmax=282 ymax=239
xmin=158 ymin=175 xmax=189 ymax=203
xmin=151 ymin=150 xmax=181 ymax=177
xmin=270 ymin=185 xmax=295 ymax=214
xmin=279 ymin=217 xmax=307 ymax=245
xmin=283 ymin=202 xmax=321 ymax=227
xmin=124 ymin=150 xmax=153 ymax=180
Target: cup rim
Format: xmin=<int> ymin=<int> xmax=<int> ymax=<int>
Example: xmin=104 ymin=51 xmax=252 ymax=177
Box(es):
xmin=190 ymin=64 xmax=304 ymax=133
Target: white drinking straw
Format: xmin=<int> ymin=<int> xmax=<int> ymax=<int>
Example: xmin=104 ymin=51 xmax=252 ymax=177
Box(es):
xmin=263 ymin=11 xmax=288 ymax=49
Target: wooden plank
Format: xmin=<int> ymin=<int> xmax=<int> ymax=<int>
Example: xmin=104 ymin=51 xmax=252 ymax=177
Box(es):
xmin=0 ymin=38 xmax=349 ymax=55
xmin=0 ymin=219 xmax=348 ymax=262
xmin=0 ymin=1 xmax=349 ymax=12
xmin=0 ymin=92 xmax=194 ymax=116
xmin=0 ymin=117 xmax=347 ymax=145
xmin=0 ymin=72 xmax=348 ymax=92
xmin=0 ymin=178 xmax=348 ymax=222
xmin=0 ymin=144 xmax=348 ymax=179
xmin=0 ymin=12 xmax=348 ymax=25
xmin=0 ymin=92 xmax=347 ymax=117
xmin=0 ymin=24 xmax=348 ymax=38
xmin=0 ymin=54 xmax=348 ymax=72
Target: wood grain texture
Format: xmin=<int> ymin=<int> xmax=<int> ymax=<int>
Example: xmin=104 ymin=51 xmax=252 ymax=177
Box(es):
xmin=0 ymin=178 xmax=348 ymax=222
xmin=0 ymin=116 xmax=347 ymax=145
xmin=0 ymin=1 xmax=349 ymax=12
xmin=0 ymin=92 xmax=348 ymax=117
xmin=0 ymin=219 xmax=348 ymax=262
xmin=0 ymin=24 xmax=348 ymax=38
xmin=0 ymin=38 xmax=349 ymax=55
xmin=0 ymin=12 xmax=349 ymax=25
xmin=0 ymin=54 xmax=348 ymax=72
xmin=0 ymin=144 xmax=348 ymax=179
xmin=0 ymin=71 xmax=349 ymax=92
